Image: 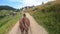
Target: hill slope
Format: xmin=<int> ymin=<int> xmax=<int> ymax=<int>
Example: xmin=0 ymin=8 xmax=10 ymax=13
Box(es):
xmin=26 ymin=1 xmax=60 ymax=34
xmin=0 ymin=6 xmax=16 ymax=10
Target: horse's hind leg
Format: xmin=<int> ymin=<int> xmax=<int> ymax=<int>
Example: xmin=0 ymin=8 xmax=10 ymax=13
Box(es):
xmin=21 ymin=31 xmax=24 ymax=34
xmin=21 ymin=28 xmax=24 ymax=34
xmin=21 ymin=30 xmax=24 ymax=34
xmin=25 ymin=30 xmax=28 ymax=34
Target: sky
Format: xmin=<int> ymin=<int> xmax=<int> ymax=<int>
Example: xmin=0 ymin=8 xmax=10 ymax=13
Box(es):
xmin=0 ymin=0 xmax=53 ymax=9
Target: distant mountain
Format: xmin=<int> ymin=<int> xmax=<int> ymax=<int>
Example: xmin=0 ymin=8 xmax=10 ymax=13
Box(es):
xmin=0 ymin=6 xmax=16 ymax=10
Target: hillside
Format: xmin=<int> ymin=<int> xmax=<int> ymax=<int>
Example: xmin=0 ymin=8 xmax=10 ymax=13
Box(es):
xmin=0 ymin=6 xmax=16 ymax=10
xmin=0 ymin=10 xmax=22 ymax=34
xmin=0 ymin=5 xmax=20 ymax=19
xmin=25 ymin=1 xmax=60 ymax=34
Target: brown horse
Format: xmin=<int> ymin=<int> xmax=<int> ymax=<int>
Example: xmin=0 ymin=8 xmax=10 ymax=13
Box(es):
xmin=19 ymin=14 xmax=30 ymax=34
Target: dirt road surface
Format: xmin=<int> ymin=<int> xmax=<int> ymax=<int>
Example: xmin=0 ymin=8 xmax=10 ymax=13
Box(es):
xmin=8 ymin=13 xmax=48 ymax=34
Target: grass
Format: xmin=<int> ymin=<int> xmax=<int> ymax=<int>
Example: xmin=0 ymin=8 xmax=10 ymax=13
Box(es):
xmin=0 ymin=16 xmax=13 ymax=27
xmin=0 ymin=15 xmax=22 ymax=34
xmin=0 ymin=10 xmax=22 ymax=34
xmin=26 ymin=1 xmax=60 ymax=34
xmin=29 ymin=11 xmax=60 ymax=34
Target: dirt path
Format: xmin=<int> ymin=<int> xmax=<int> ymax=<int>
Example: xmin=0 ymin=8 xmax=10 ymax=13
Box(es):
xmin=8 ymin=13 xmax=48 ymax=34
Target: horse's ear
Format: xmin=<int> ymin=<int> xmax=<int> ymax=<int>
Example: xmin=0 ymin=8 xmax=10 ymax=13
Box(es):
xmin=23 ymin=13 xmax=26 ymax=17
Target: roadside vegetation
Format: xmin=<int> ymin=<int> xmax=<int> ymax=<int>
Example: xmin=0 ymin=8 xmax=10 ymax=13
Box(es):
xmin=0 ymin=10 xmax=22 ymax=34
xmin=26 ymin=1 xmax=60 ymax=34
xmin=0 ymin=6 xmax=22 ymax=34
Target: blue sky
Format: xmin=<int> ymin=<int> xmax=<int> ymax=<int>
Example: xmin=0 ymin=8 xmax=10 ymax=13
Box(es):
xmin=0 ymin=0 xmax=53 ymax=9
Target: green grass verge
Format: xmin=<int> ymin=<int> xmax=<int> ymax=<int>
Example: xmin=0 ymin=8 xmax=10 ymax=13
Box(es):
xmin=0 ymin=12 xmax=22 ymax=34
xmin=29 ymin=11 xmax=60 ymax=34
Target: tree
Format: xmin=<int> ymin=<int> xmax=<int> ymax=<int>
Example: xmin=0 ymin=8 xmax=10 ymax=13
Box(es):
xmin=42 ymin=2 xmax=44 ymax=4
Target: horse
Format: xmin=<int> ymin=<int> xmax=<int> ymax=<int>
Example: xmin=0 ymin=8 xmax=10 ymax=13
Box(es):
xmin=19 ymin=14 xmax=30 ymax=34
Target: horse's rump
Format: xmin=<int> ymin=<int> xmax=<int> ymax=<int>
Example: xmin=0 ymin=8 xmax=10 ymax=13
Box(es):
xmin=19 ymin=18 xmax=30 ymax=31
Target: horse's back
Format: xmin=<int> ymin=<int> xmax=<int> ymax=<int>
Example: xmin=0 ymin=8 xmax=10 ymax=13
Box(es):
xmin=25 ymin=18 xmax=30 ymax=26
xmin=19 ymin=18 xmax=30 ymax=26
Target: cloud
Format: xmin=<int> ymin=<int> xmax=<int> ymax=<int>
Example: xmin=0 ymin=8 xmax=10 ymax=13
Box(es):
xmin=23 ymin=0 xmax=53 ymax=6
xmin=8 ymin=0 xmax=52 ymax=6
xmin=23 ymin=0 xmax=41 ymax=6
xmin=7 ymin=0 xmax=53 ymax=8
xmin=8 ymin=0 xmax=23 ymax=2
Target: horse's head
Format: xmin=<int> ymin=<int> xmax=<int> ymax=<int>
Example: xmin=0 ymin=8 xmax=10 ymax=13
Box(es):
xmin=23 ymin=13 xmax=26 ymax=17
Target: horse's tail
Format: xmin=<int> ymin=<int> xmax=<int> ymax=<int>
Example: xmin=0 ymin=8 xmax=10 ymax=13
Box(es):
xmin=22 ymin=18 xmax=25 ymax=27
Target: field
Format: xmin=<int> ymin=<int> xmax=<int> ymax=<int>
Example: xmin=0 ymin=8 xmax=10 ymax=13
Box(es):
xmin=0 ymin=10 xmax=22 ymax=34
xmin=27 ymin=2 xmax=60 ymax=34
xmin=29 ymin=11 xmax=60 ymax=34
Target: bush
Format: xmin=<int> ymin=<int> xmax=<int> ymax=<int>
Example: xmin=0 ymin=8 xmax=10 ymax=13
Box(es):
xmin=29 ymin=4 xmax=60 ymax=34
xmin=45 ymin=4 xmax=60 ymax=12
xmin=30 ymin=11 xmax=60 ymax=34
